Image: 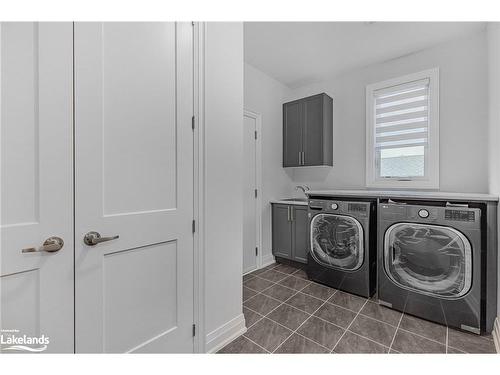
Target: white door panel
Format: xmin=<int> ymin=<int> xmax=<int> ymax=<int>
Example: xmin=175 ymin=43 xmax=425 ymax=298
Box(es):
xmin=0 ymin=22 xmax=74 ymax=353
xmin=74 ymin=22 xmax=194 ymax=353
xmin=243 ymin=114 xmax=257 ymax=273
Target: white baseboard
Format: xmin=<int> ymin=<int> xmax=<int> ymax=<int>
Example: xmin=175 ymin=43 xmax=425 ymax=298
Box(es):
xmin=493 ymin=317 xmax=500 ymax=353
xmin=261 ymin=253 xmax=275 ymax=268
xmin=205 ymin=313 xmax=246 ymax=353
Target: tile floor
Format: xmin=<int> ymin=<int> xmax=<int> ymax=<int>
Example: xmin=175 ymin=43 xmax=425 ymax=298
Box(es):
xmin=218 ymin=262 xmax=498 ymax=354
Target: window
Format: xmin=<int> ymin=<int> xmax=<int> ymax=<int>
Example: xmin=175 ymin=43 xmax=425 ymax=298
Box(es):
xmin=366 ymin=68 xmax=439 ymax=189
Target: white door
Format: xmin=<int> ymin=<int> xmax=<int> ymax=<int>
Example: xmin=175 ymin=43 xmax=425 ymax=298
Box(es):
xmin=242 ymin=111 xmax=260 ymax=274
xmin=0 ymin=22 xmax=74 ymax=353
xmin=74 ymin=22 xmax=194 ymax=353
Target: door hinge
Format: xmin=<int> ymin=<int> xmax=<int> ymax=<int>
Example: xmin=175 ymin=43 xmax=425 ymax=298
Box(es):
xmin=255 ymin=247 xmax=258 ymax=256
xmin=192 ymin=116 xmax=195 ymax=130
xmin=254 ymin=189 xmax=258 ymax=198
xmin=192 ymin=220 xmax=196 ymax=233
xmin=254 ymin=130 xmax=257 ymax=140
xmin=192 ymin=324 xmax=196 ymax=336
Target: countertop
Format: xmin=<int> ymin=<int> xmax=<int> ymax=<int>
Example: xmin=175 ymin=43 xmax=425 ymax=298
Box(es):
xmin=305 ymin=189 xmax=499 ymax=202
xmin=270 ymin=199 xmax=308 ymax=206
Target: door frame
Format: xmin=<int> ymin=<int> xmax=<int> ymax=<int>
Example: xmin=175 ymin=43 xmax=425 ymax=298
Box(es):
xmin=243 ymin=109 xmax=263 ymax=272
xmin=193 ymin=21 xmax=206 ymax=353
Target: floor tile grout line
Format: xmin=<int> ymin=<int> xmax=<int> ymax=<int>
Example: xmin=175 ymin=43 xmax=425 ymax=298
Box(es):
xmin=271 ymin=288 xmax=339 ymax=353
xmin=244 ymin=276 xmax=315 ymax=308
xmin=240 ymin=334 xmax=272 ymax=353
xmin=331 ymin=298 xmax=370 ymax=353
xmin=325 ymin=298 xmax=365 ymax=316
xmin=279 ymin=292 xmax=366 ymax=335
xmin=244 ymin=282 xmax=307 ymax=344
xmin=388 ymin=312 xmax=404 ymax=352
xmin=344 ymin=329 xmax=392 ymax=352
xmin=246 ymin=288 xmax=304 ymax=353
xmin=245 ymin=273 xmax=309 ymax=295
xmin=446 ymin=327 xmax=449 ymax=354
xmin=396 ymin=326 xmax=447 ymax=347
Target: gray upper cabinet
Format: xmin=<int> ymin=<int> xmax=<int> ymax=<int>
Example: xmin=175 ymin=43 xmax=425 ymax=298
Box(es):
xmin=283 ymin=93 xmax=333 ymax=167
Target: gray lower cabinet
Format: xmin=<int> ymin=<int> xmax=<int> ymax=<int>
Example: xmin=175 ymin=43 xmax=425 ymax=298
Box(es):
xmin=272 ymin=204 xmax=308 ymax=264
xmin=283 ymin=93 xmax=333 ymax=167
xmin=292 ymin=206 xmax=308 ymax=263
xmin=271 ymin=204 xmax=292 ymax=259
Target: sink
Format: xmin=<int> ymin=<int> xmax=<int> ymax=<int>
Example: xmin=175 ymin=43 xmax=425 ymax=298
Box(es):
xmin=281 ymin=198 xmax=308 ymax=202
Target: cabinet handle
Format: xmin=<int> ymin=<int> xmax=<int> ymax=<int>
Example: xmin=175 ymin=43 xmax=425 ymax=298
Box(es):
xmin=298 ymin=152 xmax=301 ymax=166
xmin=291 ymin=207 xmax=294 ymax=221
xmin=302 ymin=151 xmax=305 ymax=165
xmin=287 ymin=206 xmax=290 ymax=221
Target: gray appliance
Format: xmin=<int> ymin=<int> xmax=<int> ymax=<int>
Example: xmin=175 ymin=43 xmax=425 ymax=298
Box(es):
xmin=307 ymin=198 xmax=376 ymax=297
xmin=378 ymin=199 xmax=497 ymax=334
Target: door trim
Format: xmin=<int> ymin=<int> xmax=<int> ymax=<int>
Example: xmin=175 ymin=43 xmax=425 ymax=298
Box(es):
xmin=193 ymin=21 xmax=206 ymax=353
xmin=243 ymin=109 xmax=263 ymax=271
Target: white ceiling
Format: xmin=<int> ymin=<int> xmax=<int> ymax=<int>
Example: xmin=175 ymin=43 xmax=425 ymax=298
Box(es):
xmin=244 ymin=22 xmax=486 ymax=88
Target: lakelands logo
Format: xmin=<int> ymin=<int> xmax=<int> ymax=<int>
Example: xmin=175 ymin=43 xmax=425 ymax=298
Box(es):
xmin=0 ymin=329 xmax=49 ymax=352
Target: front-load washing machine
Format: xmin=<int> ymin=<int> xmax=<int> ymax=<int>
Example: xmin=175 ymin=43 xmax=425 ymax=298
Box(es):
xmin=378 ymin=199 xmax=497 ymax=334
xmin=307 ymin=198 xmax=377 ymax=298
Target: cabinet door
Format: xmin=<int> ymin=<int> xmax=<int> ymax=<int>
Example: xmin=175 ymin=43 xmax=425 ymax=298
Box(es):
xmin=303 ymin=95 xmax=324 ymax=166
xmin=283 ymin=101 xmax=302 ymax=167
xmin=272 ymin=205 xmax=292 ymax=259
xmin=292 ymin=206 xmax=309 ymax=263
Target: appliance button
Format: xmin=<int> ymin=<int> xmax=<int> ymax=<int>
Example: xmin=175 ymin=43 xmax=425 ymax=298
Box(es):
xmin=330 ymin=203 xmax=338 ymax=210
xmin=418 ymin=209 xmax=430 ymax=218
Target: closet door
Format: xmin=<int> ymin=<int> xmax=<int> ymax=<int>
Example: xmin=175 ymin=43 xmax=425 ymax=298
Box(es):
xmin=0 ymin=22 xmax=74 ymax=353
xmin=74 ymin=22 xmax=194 ymax=353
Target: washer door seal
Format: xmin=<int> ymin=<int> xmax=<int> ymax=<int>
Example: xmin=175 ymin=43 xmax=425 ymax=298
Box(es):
xmin=384 ymin=222 xmax=473 ymax=299
xmin=309 ymin=213 xmax=364 ymax=271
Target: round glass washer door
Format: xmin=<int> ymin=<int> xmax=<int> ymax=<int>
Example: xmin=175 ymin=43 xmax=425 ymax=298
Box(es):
xmin=310 ymin=213 xmax=364 ymax=271
xmin=384 ymin=223 xmax=472 ymax=299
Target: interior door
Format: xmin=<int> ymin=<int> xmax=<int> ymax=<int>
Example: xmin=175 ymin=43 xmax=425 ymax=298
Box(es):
xmin=74 ymin=22 xmax=194 ymax=353
xmin=0 ymin=22 xmax=74 ymax=353
xmin=243 ymin=113 xmax=258 ymax=273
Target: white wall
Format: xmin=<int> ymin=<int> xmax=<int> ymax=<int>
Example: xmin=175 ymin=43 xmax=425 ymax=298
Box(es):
xmin=287 ymin=31 xmax=489 ymax=194
xmin=487 ymin=23 xmax=500 ymax=324
xmin=244 ymin=63 xmax=293 ymax=263
xmin=204 ymin=22 xmax=245 ymax=351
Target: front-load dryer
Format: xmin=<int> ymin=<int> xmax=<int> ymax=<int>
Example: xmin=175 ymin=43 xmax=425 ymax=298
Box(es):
xmin=307 ymin=198 xmax=377 ymax=298
xmin=377 ymin=199 xmax=495 ymax=334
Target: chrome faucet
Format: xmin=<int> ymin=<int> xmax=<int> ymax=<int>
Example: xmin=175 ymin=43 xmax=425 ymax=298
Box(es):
xmin=295 ymin=185 xmax=310 ymax=195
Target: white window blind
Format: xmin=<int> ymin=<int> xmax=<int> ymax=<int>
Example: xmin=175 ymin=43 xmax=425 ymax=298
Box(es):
xmin=366 ymin=68 xmax=439 ymax=189
xmin=374 ymin=78 xmax=430 ymax=153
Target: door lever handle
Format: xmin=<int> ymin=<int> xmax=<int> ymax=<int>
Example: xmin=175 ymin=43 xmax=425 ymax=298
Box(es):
xmin=84 ymin=231 xmax=119 ymax=246
xmin=22 ymin=236 xmax=64 ymax=253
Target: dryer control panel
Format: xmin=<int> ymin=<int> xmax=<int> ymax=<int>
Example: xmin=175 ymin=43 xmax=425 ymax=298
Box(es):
xmin=309 ymin=199 xmax=370 ymax=217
